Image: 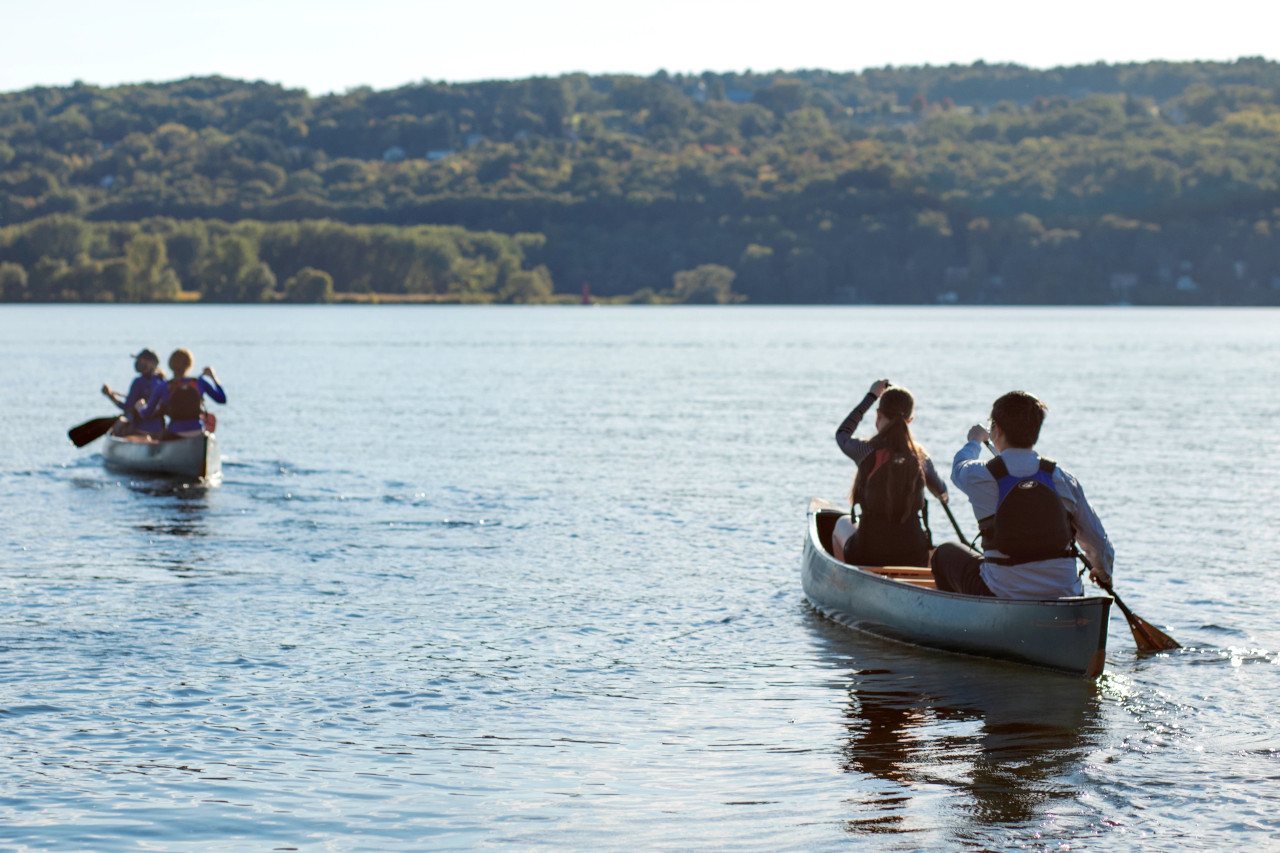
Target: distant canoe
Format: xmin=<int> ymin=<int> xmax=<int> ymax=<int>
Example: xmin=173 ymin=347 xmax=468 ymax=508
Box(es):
xmin=802 ymin=498 xmax=1110 ymax=678
xmin=101 ymin=432 xmax=221 ymax=482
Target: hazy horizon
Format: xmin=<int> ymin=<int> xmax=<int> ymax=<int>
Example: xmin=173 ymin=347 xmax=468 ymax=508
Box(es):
xmin=3 ymin=0 xmax=1277 ymax=96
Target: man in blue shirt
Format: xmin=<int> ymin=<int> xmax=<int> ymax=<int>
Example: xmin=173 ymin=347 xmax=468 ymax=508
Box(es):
xmin=930 ymin=391 xmax=1114 ymax=599
xmin=102 ymin=349 xmax=167 ymax=437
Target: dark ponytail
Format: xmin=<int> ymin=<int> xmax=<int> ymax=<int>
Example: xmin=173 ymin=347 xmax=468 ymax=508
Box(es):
xmin=850 ymin=387 xmax=926 ymax=523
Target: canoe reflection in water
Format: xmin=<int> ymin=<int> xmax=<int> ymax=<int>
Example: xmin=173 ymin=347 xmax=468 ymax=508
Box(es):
xmin=132 ymin=486 xmax=211 ymax=539
xmin=806 ymin=612 xmax=1105 ymax=837
xmin=126 ymin=476 xmax=214 ymax=575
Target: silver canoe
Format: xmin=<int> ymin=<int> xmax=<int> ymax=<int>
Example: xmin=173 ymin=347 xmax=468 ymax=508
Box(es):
xmin=101 ymin=432 xmax=221 ymax=482
xmin=802 ymin=498 xmax=1111 ymax=678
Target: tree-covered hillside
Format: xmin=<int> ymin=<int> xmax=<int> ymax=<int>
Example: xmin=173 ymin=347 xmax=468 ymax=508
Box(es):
xmin=2 ymin=60 xmax=1279 ymax=303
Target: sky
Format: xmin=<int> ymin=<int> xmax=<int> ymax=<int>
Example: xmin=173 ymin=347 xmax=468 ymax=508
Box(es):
xmin=2 ymin=0 xmax=1278 ymax=95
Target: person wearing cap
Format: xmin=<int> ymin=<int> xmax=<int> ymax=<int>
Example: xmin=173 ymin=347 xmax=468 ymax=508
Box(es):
xmin=102 ymin=349 xmax=167 ymax=438
xmin=830 ymin=378 xmax=949 ymax=566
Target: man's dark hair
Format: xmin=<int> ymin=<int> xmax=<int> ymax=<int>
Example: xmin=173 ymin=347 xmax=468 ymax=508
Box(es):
xmin=991 ymin=391 xmax=1047 ymax=448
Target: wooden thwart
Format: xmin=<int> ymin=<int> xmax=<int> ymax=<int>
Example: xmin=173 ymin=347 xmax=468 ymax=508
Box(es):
xmin=861 ymin=565 xmax=937 ymax=588
xmin=863 ymin=565 xmax=933 ymax=576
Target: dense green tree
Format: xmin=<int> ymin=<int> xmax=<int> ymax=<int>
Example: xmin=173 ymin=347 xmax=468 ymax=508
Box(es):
xmin=283 ymin=266 xmax=334 ymax=303
xmin=198 ymin=233 xmax=262 ymax=302
xmin=670 ymin=264 xmax=740 ymax=304
xmin=0 ymin=260 xmax=27 ymax=300
xmin=123 ymin=233 xmax=177 ymax=301
xmin=26 ymin=257 xmax=68 ymax=302
xmin=498 ymin=264 xmax=553 ymax=303
xmin=15 ymin=214 xmax=93 ymax=265
xmin=239 ymin=261 xmax=277 ymax=302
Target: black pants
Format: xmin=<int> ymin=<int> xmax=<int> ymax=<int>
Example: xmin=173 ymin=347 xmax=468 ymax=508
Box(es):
xmin=847 ymin=518 xmax=932 ymax=568
xmin=930 ymin=542 xmax=995 ymax=596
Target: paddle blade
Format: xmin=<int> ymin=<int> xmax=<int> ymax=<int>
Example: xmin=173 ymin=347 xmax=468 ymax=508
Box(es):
xmin=68 ymin=416 xmax=119 ymax=448
xmin=1124 ymin=611 xmax=1181 ymax=653
xmin=1110 ymin=592 xmax=1180 ymax=652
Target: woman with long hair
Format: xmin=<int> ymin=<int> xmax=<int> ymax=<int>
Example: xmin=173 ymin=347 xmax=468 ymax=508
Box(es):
xmin=832 ymin=379 xmax=948 ymax=566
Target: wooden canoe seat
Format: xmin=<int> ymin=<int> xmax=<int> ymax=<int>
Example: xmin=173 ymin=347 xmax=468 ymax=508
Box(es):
xmin=861 ymin=564 xmax=937 ymax=587
xmin=862 ymin=565 xmax=933 ymax=576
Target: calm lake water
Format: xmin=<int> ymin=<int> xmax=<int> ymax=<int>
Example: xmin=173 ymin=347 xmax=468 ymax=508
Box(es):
xmin=1 ymin=305 xmax=1278 ymax=851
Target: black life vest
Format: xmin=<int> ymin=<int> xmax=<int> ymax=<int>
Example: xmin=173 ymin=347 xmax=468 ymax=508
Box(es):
xmin=978 ymin=456 xmax=1075 ymax=565
xmin=162 ymin=377 xmax=204 ymax=422
xmin=854 ymin=448 xmax=925 ymax=522
xmin=849 ymin=447 xmax=931 ymax=566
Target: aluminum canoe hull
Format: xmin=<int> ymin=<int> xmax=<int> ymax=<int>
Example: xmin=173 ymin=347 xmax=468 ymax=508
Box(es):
xmin=802 ymin=502 xmax=1110 ymax=678
xmin=101 ymin=433 xmax=221 ymax=482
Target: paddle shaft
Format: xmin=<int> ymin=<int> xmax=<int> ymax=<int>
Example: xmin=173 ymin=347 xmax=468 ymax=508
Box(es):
xmin=938 ymin=497 xmax=968 ymax=541
xmin=1075 ymin=547 xmax=1179 ymax=651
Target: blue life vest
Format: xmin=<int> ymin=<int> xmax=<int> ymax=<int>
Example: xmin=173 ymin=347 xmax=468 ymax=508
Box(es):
xmin=978 ymin=456 xmax=1075 ymax=565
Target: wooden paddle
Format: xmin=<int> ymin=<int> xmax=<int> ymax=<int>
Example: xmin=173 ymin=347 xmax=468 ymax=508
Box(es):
xmin=981 ymin=438 xmax=1179 ymax=652
xmin=1078 ymin=551 xmax=1180 ymax=652
xmin=68 ymin=416 xmax=120 ymax=448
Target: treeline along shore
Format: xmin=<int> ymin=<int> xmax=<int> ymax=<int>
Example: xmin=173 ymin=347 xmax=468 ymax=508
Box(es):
xmin=2 ymin=60 xmax=1279 ymax=304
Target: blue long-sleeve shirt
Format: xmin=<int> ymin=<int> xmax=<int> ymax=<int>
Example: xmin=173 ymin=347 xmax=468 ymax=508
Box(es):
xmin=142 ymin=376 xmax=227 ymax=433
xmin=951 ymin=442 xmax=1114 ymax=599
xmin=116 ymin=373 xmax=167 ymax=433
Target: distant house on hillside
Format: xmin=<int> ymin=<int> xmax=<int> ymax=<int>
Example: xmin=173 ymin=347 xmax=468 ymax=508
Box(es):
xmin=426 ymin=150 xmax=455 ymax=161
xmin=382 ymin=146 xmax=405 ymax=163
